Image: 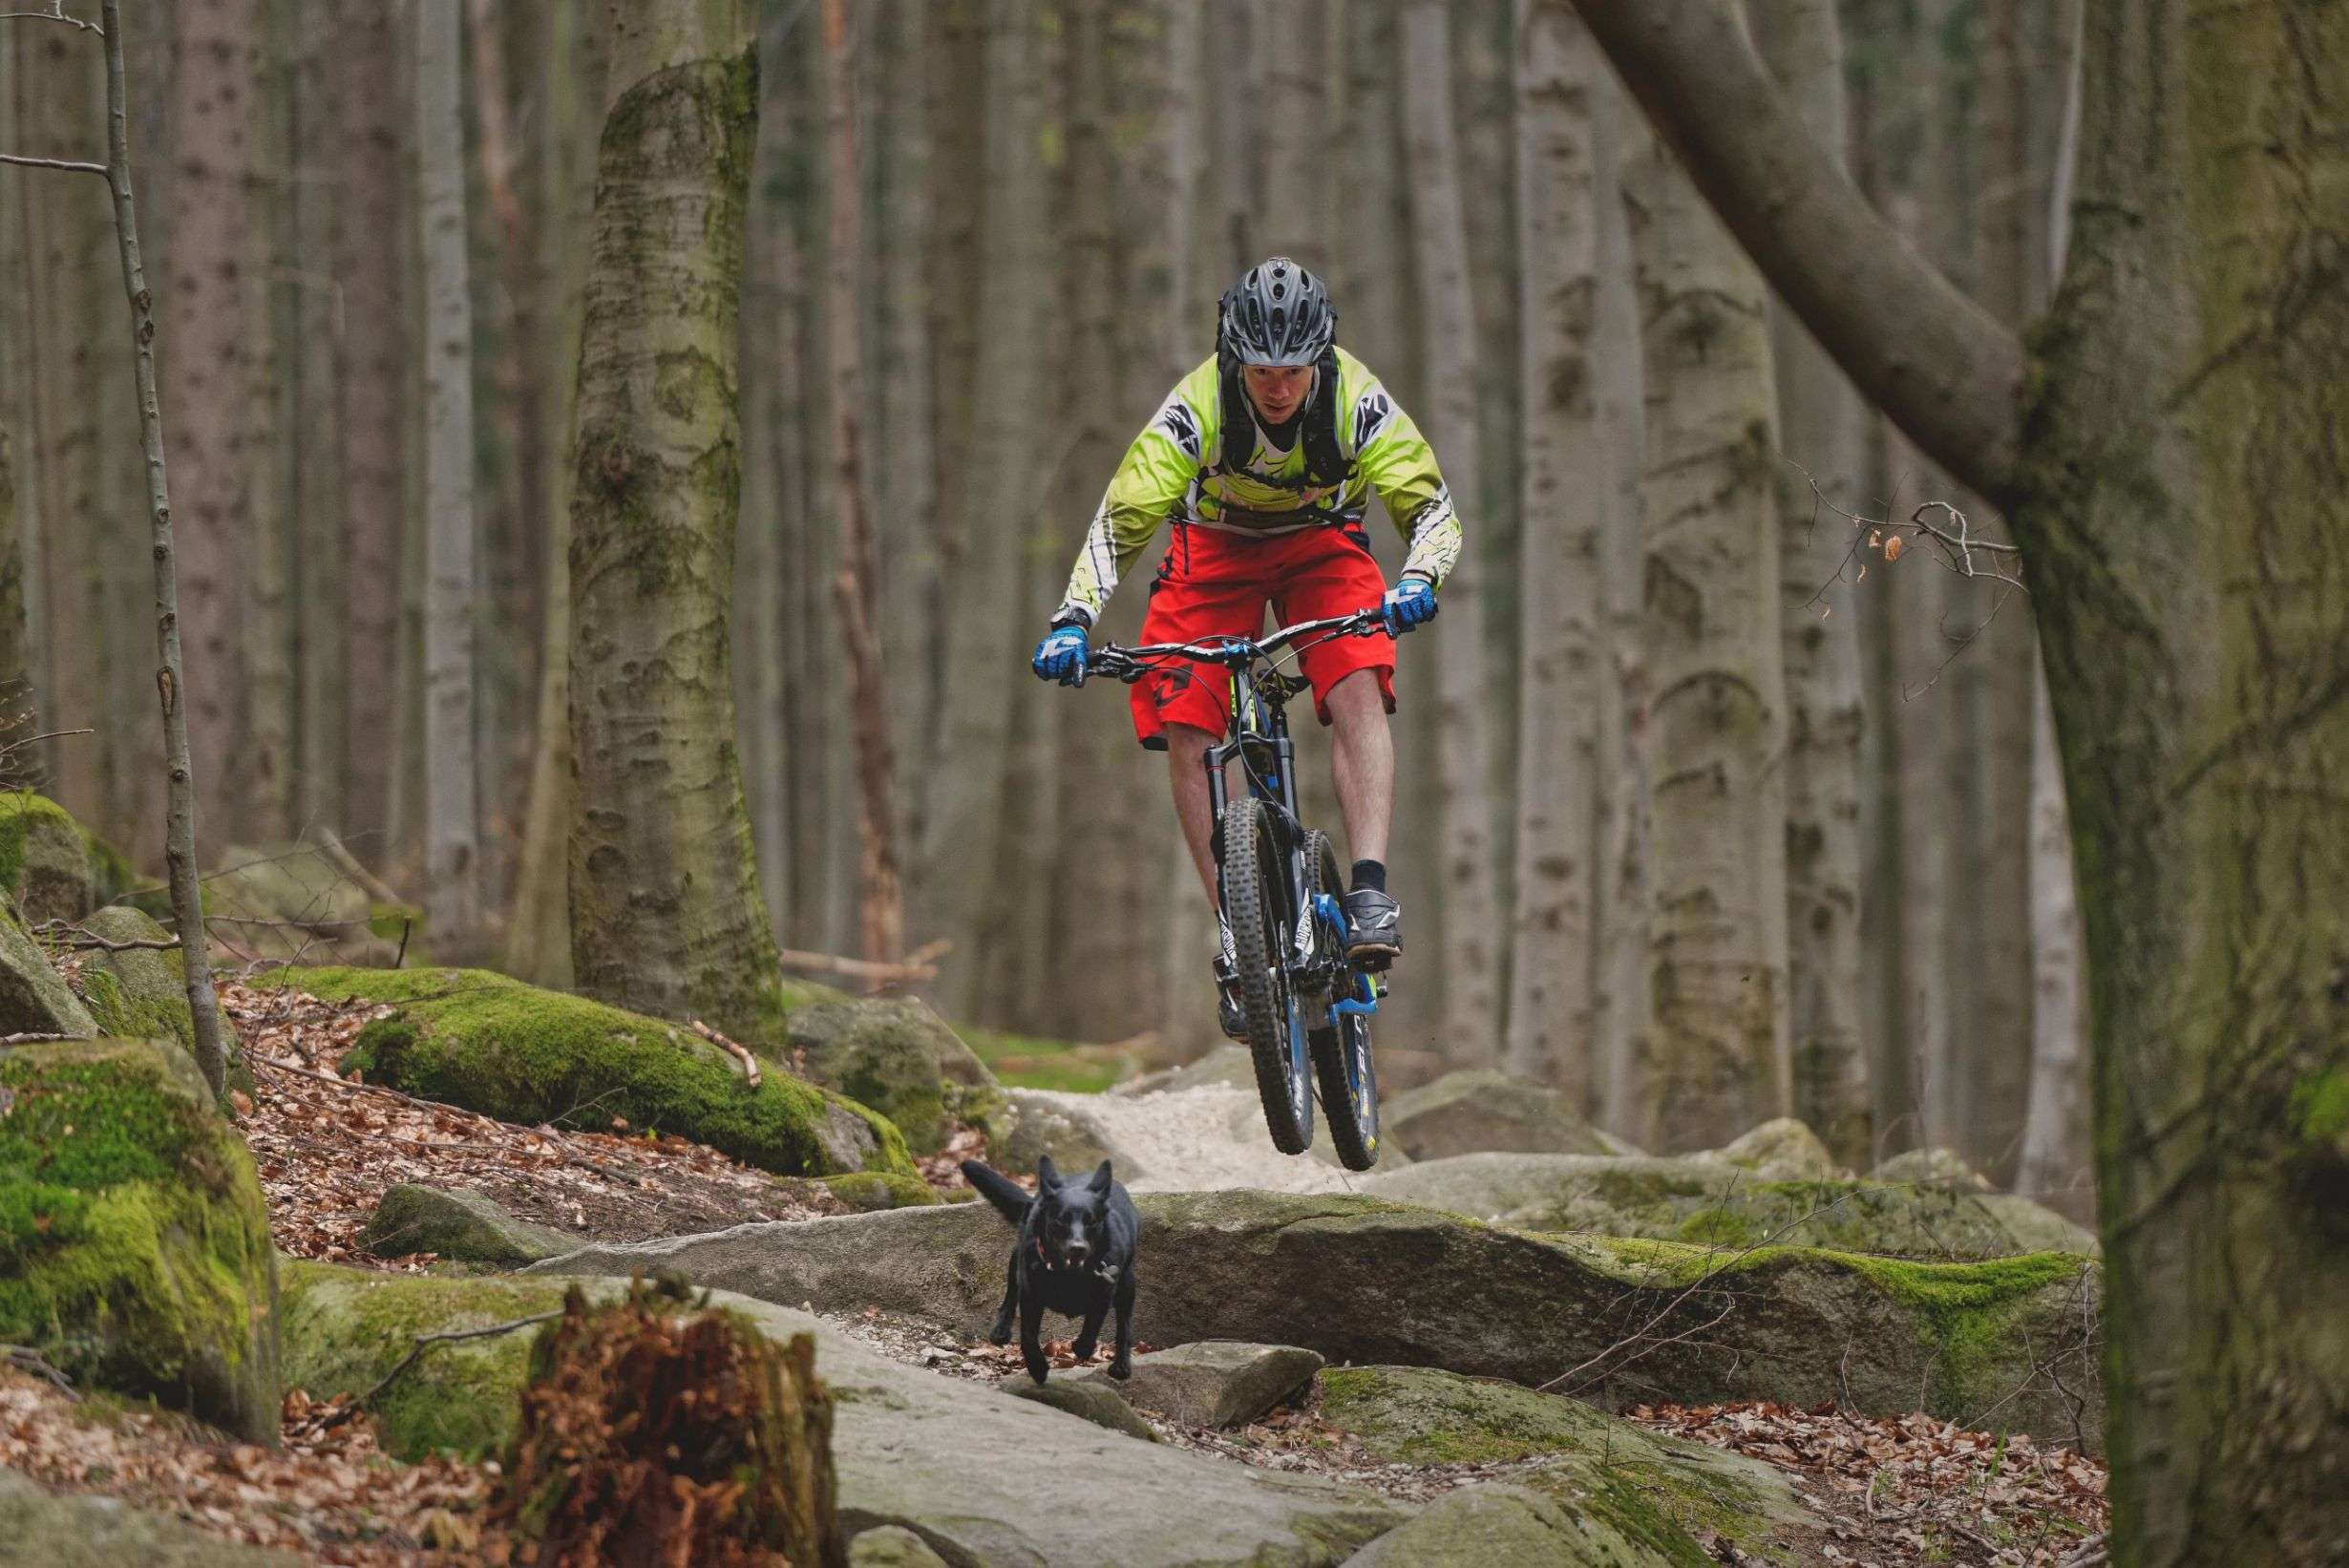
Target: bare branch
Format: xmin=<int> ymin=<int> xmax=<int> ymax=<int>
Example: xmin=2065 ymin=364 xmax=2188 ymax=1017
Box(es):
xmin=0 ymin=3 xmax=101 ymax=35
xmin=0 ymin=151 xmax=107 ymax=176
xmin=33 ymin=918 xmax=181 ymax=953
xmin=689 ymin=1018 xmax=764 ymax=1090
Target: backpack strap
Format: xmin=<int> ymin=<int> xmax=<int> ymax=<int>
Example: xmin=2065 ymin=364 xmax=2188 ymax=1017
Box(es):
xmin=1213 ymin=338 xmax=1354 ymax=489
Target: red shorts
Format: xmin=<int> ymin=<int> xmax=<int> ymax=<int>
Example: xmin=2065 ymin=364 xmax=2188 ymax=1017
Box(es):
xmin=1128 ymin=522 xmax=1397 ymax=750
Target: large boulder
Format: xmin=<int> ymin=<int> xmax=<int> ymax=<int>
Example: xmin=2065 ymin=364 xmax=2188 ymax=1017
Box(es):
xmin=1380 ymin=1069 xmax=1628 ymax=1161
xmin=1873 ymin=1146 xmax=1994 ymax=1189
xmin=791 ymin=997 xmax=986 ymax=1153
xmin=0 ymin=890 xmax=97 ymax=1039
xmin=1337 ymin=1483 xmax=1690 ymax=1568
xmin=264 ymin=966 xmax=915 ymax=1178
xmin=66 ymin=906 xmax=256 ymax=1096
xmin=1704 ymin=1116 xmax=1842 ymax=1180
xmin=0 ymin=1038 xmax=280 ymax=1442
xmin=0 ymin=792 xmax=95 ymax=925
xmin=527 ymin=1189 xmax=2106 ymax=1448
xmin=284 ymin=1264 xmax=1405 ymax=1563
xmin=0 ymin=1471 xmax=304 ymax=1567
xmin=358 ymin=1184 xmax=582 ymax=1265
xmin=1363 ymin=1151 xmax=2097 ymax=1258
xmin=998 ymin=1370 xmax=1159 ymax=1441
xmin=1109 ymin=1044 xmax=1255 ymax=1098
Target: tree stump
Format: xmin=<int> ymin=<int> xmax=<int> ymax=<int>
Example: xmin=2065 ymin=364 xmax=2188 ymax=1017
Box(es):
xmin=491 ymin=1281 xmax=846 ymax=1567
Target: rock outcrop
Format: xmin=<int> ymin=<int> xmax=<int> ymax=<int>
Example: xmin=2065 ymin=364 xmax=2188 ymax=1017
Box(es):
xmin=359 ymin=1184 xmax=582 ymax=1265
xmin=282 ymin=1264 xmax=1405 ymax=1564
xmin=791 ymin=997 xmax=988 ymax=1154
xmin=525 ymin=1188 xmax=2106 ymax=1448
xmin=1379 ymin=1068 xmax=1629 ymax=1160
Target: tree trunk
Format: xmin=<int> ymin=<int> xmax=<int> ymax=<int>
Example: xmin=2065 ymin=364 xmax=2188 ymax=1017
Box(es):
xmin=98 ymin=0 xmax=231 ymax=1099
xmin=1753 ymin=0 xmax=1870 ymax=1163
xmin=289 ymin=0 xmax=346 ymax=839
xmin=242 ymin=0 xmax=294 ymax=843
xmin=921 ymin=0 xmax=1048 ymax=1020
xmin=1503 ymin=0 xmax=1611 ymax=1098
xmin=1621 ymin=0 xmax=1791 ymax=1151
xmin=566 ymin=2 xmax=784 ymax=1043
xmin=335 ymin=0 xmax=405 ymax=853
xmin=507 ymin=0 xmax=607 ymax=987
xmin=1399 ymin=0 xmax=1503 ymax=1067
xmin=163 ymin=0 xmax=254 ymax=850
xmin=1593 ymin=95 xmax=1653 ymax=1147
xmin=819 ymin=0 xmax=902 ymax=965
xmin=415 ymin=0 xmax=480 ymax=955
xmin=0 ymin=424 xmax=20 ymax=710
xmin=1571 ymin=0 xmax=2349 ymax=1552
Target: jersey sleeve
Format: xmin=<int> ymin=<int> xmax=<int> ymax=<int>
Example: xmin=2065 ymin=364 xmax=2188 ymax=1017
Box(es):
xmin=1346 ymin=377 xmax=1462 ymax=587
xmin=1051 ymin=379 xmax=1210 ymax=627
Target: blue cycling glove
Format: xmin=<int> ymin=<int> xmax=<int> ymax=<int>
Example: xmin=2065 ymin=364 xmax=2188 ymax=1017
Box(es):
xmin=1032 ymin=623 xmax=1090 ymax=686
xmin=1383 ymin=577 xmax=1438 ymax=636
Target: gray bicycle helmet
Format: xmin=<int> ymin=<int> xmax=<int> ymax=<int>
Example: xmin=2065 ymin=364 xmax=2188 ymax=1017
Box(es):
xmin=1218 ymin=256 xmax=1337 ymax=367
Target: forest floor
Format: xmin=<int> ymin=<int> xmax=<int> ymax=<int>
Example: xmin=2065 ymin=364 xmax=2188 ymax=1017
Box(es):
xmin=0 ymin=984 xmax=2108 ymax=1565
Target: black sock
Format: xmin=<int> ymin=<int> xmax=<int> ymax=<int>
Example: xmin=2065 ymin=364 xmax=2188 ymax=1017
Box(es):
xmin=1351 ymin=859 xmax=1386 ymax=895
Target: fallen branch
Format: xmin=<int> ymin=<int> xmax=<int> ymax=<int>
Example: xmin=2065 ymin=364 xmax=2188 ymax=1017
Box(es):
xmin=690 ymin=1018 xmax=763 ymax=1089
xmin=34 ymin=918 xmax=180 ymax=953
xmin=2 ymin=1345 xmax=77 ymax=1399
xmin=777 ymin=937 xmax=949 ymax=990
xmin=0 ymin=1032 xmax=76 ymax=1045
xmin=315 ymin=827 xmax=409 ymax=909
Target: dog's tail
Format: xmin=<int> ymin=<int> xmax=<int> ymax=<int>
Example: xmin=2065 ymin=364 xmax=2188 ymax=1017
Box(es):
xmin=960 ymin=1159 xmax=1032 ymax=1226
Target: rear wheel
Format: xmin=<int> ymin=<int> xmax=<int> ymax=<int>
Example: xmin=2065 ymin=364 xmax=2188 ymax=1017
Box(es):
xmin=1303 ymin=831 xmax=1382 ymax=1171
xmin=1219 ymin=795 xmax=1313 ymax=1155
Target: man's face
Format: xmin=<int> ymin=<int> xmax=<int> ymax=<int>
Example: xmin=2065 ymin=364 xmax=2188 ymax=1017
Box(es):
xmin=1243 ymin=364 xmax=1314 ymax=425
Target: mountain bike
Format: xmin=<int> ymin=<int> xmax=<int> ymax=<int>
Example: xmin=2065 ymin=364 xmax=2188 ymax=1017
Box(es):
xmin=1088 ymin=610 xmax=1388 ymax=1170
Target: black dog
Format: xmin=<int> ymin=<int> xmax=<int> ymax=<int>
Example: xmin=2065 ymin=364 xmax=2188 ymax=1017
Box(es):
xmin=961 ymin=1155 xmax=1138 ymax=1385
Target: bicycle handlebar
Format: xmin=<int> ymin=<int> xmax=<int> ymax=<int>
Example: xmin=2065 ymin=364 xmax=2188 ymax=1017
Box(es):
xmin=1089 ymin=608 xmax=1386 ymax=686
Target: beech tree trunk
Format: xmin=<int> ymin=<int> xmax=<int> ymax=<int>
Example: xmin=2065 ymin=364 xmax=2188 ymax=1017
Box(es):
xmin=241 ymin=0 xmax=293 ymax=842
xmin=289 ymin=0 xmax=346 ymax=838
xmin=335 ymin=0 xmax=405 ymax=851
xmin=416 ymin=0 xmax=480 ymax=954
xmin=1621 ymin=0 xmax=1791 ymax=1151
xmin=163 ymin=0 xmax=253 ymax=849
xmin=1503 ymin=0 xmax=1612 ymax=1097
xmin=921 ymin=0 xmax=1048 ymax=1020
xmin=1754 ymin=0 xmax=1870 ymax=1163
xmin=1399 ymin=0 xmax=1503 ymax=1066
xmin=566 ymin=2 xmax=785 ymax=1044
xmin=1570 ymin=0 xmax=2349 ymax=1553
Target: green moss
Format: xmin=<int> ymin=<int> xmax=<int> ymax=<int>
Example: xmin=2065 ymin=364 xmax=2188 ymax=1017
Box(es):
xmin=0 ymin=791 xmax=82 ymax=898
xmin=77 ymin=967 xmax=191 ymax=1049
xmin=2293 ymin=1070 xmax=2349 ymax=1146
xmin=815 ymin=1171 xmax=942 ymax=1211
xmin=265 ymin=965 xmax=914 ymax=1178
xmin=0 ymin=1040 xmax=278 ymax=1441
xmin=281 ymin=1261 xmax=564 ymax=1459
xmin=79 ymin=828 xmax=141 ymax=908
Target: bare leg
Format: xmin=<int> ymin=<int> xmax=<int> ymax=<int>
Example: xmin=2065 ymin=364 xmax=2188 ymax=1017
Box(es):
xmin=1166 ymin=722 xmax=1226 ymax=907
xmin=1324 ymin=668 xmax=1394 ymax=867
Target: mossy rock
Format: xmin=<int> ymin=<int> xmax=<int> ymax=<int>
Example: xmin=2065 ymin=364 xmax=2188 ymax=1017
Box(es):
xmin=1318 ymin=1365 xmax=1812 ymax=1563
xmin=1365 ymin=1151 xmax=2097 ymax=1259
xmin=1706 ymin=1116 xmax=1842 ymax=1180
xmin=0 ymin=888 xmax=97 ymax=1039
xmin=536 ymin=1188 xmax=2107 ymax=1449
xmin=68 ymin=905 xmax=253 ymax=1098
xmin=0 ymin=1470 xmax=305 ymax=1565
xmin=0 ymin=1038 xmax=280 ymax=1443
xmin=279 ymin=1260 xmax=566 ymax=1459
xmin=1380 ymin=1068 xmax=1624 ymax=1160
xmin=1872 ymin=1146 xmax=1994 ymax=1189
xmin=789 ymin=998 xmax=968 ymax=1153
xmin=257 ymin=966 xmax=915 ymax=1178
xmin=775 ymin=1171 xmax=942 ymax=1214
xmin=359 ymin=1184 xmax=582 ymax=1265
xmin=0 ymin=791 xmax=95 ymax=925
xmin=1340 ymin=1481 xmax=1703 ymax=1568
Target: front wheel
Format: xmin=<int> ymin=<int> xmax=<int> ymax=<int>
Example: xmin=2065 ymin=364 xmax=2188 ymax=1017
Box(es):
xmin=1220 ymin=795 xmax=1313 ymax=1155
xmin=1303 ymin=830 xmax=1382 ymax=1171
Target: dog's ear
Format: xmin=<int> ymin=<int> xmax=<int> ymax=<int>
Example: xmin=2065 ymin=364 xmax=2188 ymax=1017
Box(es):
xmin=1037 ymin=1154 xmax=1060 ymax=1189
xmin=1089 ymin=1159 xmax=1113 ymax=1194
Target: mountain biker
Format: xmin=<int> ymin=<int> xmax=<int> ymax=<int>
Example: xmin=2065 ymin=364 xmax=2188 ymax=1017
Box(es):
xmin=1029 ymin=257 xmax=1462 ymax=1042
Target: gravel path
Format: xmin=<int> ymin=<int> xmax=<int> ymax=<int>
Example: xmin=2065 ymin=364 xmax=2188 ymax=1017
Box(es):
xmin=1009 ymin=1084 xmax=1383 ymax=1196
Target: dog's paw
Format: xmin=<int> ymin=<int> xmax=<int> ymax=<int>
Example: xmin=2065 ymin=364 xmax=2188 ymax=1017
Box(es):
xmin=1026 ymin=1362 xmax=1049 ymax=1386
xmin=1071 ymin=1337 xmax=1098 ymax=1361
xmin=1108 ymin=1358 xmax=1132 ymax=1382
xmin=987 ymin=1323 xmax=1013 ymax=1347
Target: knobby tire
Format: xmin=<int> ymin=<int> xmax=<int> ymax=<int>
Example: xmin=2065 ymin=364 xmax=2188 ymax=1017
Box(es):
xmin=1220 ymin=795 xmax=1313 ymax=1155
xmin=1303 ymin=830 xmax=1381 ymax=1170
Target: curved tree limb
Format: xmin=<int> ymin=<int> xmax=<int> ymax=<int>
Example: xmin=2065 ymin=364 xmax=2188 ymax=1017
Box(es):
xmin=1567 ymin=0 xmax=2025 ymax=498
